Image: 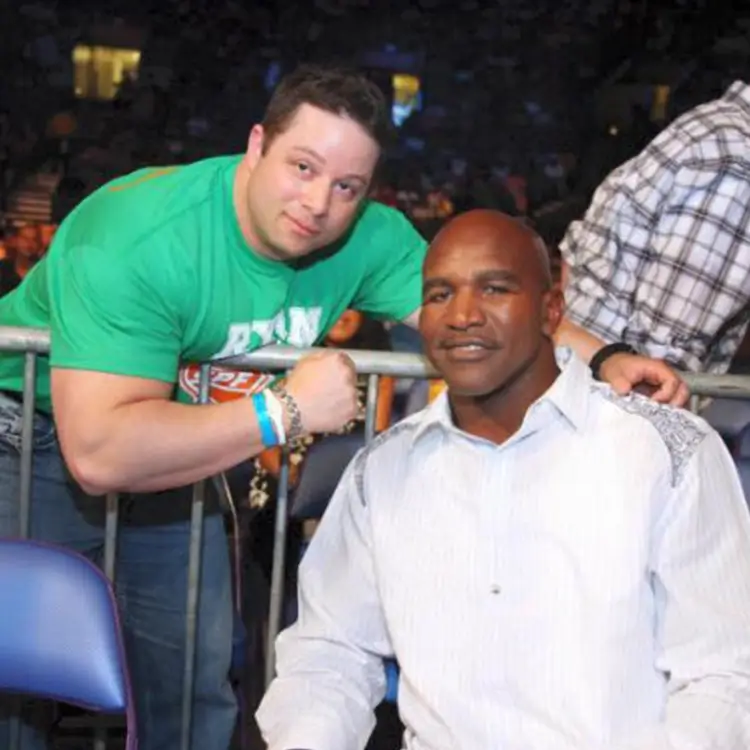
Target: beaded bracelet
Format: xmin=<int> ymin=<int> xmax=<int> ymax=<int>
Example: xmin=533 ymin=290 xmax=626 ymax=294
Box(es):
xmin=271 ymin=385 xmax=304 ymax=441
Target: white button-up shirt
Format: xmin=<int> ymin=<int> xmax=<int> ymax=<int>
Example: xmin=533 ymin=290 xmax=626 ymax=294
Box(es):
xmin=258 ymin=353 xmax=750 ymax=750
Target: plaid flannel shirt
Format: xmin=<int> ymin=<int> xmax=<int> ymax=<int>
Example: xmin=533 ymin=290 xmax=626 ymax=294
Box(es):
xmin=561 ymin=81 xmax=750 ymax=374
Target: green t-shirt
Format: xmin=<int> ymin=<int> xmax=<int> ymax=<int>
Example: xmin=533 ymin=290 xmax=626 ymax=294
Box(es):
xmin=0 ymin=155 xmax=427 ymax=412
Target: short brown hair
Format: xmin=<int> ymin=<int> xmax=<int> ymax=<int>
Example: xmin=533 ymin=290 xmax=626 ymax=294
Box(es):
xmin=262 ymin=64 xmax=393 ymax=153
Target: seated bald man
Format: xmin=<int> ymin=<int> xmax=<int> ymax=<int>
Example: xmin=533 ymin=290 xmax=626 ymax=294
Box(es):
xmin=257 ymin=210 xmax=750 ymax=750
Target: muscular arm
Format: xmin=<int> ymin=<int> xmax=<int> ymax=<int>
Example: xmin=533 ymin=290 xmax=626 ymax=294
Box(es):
xmin=52 ymin=369 xmax=268 ymax=495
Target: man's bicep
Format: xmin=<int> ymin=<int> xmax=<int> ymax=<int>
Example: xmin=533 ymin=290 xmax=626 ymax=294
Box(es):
xmin=51 ymin=368 xmax=173 ymax=479
xmin=48 ymin=244 xmax=182 ymax=382
xmin=52 ymin=368 xmax=173 ymax=429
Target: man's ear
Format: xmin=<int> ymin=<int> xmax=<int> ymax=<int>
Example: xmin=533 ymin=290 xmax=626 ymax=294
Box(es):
xmin=542 ymin=283 xmax=565 ymax=339
xmin=245 ymin=124 xmax=265 ymax=169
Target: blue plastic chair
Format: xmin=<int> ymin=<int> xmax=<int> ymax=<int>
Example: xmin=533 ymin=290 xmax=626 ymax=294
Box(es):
xmin=0 ymin=539 xmax=137 ymax=749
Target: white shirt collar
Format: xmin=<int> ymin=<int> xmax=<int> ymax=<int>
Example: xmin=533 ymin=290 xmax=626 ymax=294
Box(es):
xmin=411 ymin=347 xmax=591 ymax=446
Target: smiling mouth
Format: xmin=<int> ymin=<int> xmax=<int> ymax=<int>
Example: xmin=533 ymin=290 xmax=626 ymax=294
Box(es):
xmin=443 ymin=339 xmax=497 ymax=350
xmin=285 ymin=214 xmax=319 ymax=236
xmin=442 ymin=342 xmax=498 ymax=360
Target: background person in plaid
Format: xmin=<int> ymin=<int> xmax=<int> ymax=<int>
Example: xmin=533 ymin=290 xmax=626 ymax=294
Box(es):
xmin=561 ymin=81 xmax=750 ymax=377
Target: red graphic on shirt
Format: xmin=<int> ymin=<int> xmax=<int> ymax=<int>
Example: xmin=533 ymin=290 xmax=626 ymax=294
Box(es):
xmin=179 ymin=364 xmax=276 ymax=404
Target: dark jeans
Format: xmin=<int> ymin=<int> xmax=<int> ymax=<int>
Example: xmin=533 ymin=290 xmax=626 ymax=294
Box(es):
xmin=0 ymin=396 xmax=236 ymax=750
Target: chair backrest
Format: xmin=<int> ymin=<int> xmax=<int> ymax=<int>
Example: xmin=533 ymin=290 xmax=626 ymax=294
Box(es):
xmin=290 ymin=430 xmax=366 ymax=520
xmin=0 ymin=540 xmax=136 ymax=745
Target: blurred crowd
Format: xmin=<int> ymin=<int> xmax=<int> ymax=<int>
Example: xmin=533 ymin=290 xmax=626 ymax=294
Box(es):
xmin=4 ymin=0 xmax=738 ymax=267
xmin=0 ymin=222 xmax=55 ymax=297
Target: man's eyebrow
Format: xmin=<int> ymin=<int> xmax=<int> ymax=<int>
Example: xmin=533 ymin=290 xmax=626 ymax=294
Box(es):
xmin=423 ymin=269 xmax=521 ymax=294
xmin=423 ymin=277 xmax=451 ymax=294
xmin=291 ymin=146 xmax=326 ymax=163
xmin=475 ymin=269 xmax=521 ymax=284
xmin=290 ymin=146 xmax=368 ymax=183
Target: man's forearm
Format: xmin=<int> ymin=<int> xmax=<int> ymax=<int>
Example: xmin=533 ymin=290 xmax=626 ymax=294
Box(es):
xmin=67 ymin=397 xmax=266 ymax=495
xmin=553 ymin=316 xmax=607 ymax=364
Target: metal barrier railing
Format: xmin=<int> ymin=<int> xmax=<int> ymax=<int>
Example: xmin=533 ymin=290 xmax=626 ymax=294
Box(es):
xmin=4 ymin=325 xmax=750 ymax=747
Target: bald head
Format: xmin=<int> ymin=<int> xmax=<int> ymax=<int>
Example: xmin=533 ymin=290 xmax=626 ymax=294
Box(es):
xmin=419 ymin=208 xmax=563 ymax=402
xmin=426 ymin=210 xmax=552 ymax=291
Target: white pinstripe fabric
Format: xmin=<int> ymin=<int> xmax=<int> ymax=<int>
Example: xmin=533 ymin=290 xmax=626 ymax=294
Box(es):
xmin=258 ymin=353 xmax=750 ymax=750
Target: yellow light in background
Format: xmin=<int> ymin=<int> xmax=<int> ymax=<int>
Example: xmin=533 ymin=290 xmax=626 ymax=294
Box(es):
xmin=72 ymin=46 xmax=92 ymax=63
xmin=651 ymin=84 xmax=670 ymax=122
xmin=72 ymin=44 xmax=142 ymax=100
xmin=392 ymin=73 xmax=420 ymax=105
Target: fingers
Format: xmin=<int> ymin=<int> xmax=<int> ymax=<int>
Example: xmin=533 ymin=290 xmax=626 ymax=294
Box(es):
xmin=631 ymin=362 xmax=690 ymax=407
xmin=602 ymin=354 xmax=691 ymax=408
xmin=609 ymin=375 xmax=631 ymax=396
xmin=671 ymin=381 xmax=691 ymax=408
xmin=335 ymin=350 xmax=357 ymax=378
xmin=648 ymin=379 xmax=678 ymax=404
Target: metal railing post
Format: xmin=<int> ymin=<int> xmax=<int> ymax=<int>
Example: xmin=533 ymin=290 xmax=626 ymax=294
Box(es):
xmin=265 ymin=445 xmax=291 ymax=687
xmin=180 ymin=364 xmax=211 ymax=750
xmin=93 ymin=492 xmax=120 ymax=750
xmin=10 ymin=352 xmax=38 ymax=750
xmin=364 ymin=374 xmax=380 ymax=443
xmin=18 ymin=352 xmax=37 ymax=539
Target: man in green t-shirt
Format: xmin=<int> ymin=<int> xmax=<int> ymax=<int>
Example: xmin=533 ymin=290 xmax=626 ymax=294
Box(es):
xmin=0 ymin=65 xmax=685 ymax=750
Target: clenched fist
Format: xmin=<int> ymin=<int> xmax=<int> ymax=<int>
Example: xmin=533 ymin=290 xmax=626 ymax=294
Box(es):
xmin=284 ymin=350 xmax=359 ymax=435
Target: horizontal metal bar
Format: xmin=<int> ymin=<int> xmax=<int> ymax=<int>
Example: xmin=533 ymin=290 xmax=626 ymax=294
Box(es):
xmin=681 ymin=373 xmax=750 ymax=400
xmin=0 ymin=326 xmax=748 ymax=399
xmin=222 ymin=346 xmax=435 ymax=378
xmin=0 ymin=326 xmax=50 ymax=353
xmin=227 ymin=348 xmax=750 ymax=399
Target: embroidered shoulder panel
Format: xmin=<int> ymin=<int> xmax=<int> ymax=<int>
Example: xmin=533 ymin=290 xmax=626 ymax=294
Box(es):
xmin=598 ymin=388 xmax=708 ymax=486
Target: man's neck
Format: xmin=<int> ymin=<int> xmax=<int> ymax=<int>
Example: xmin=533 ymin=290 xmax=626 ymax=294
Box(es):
xmin=233 ymin=160 xmax=275 ymax=260
xmin=449 ymin=349 xmax=560 ymax=445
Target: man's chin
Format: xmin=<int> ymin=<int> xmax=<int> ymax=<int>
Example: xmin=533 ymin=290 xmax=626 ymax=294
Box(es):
xmin=442 ymin=378 xmax=498 ymax=399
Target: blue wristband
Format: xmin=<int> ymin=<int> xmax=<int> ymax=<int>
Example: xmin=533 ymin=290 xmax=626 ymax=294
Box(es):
xmin=252 ymin=393 xmax=279 ymax=447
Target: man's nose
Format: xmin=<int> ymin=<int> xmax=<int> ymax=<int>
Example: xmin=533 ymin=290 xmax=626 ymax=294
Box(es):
xmin=446 ymin=289 xmax=486 ymax=329
xmin=301 ymin=179 xmax=332 ymax=218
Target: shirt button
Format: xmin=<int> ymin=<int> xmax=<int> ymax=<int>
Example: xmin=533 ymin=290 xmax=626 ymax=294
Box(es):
xmin=490 ymin=584 xmax=501 ymax=595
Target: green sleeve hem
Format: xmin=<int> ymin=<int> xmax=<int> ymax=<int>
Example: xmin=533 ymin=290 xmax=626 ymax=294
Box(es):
xmin=49 ymin=357 xmax=177 ymax=384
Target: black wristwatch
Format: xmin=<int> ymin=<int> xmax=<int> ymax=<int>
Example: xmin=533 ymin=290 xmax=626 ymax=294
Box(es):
xmin=589 ymin=342 xmax=637 ymax=381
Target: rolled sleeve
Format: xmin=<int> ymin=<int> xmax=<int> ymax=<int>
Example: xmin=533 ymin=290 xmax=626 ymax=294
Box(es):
xmin=562 ymin=137 xmax=750 ymax=371
xmin=560 ymin=157 xmax=670 ymax=344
